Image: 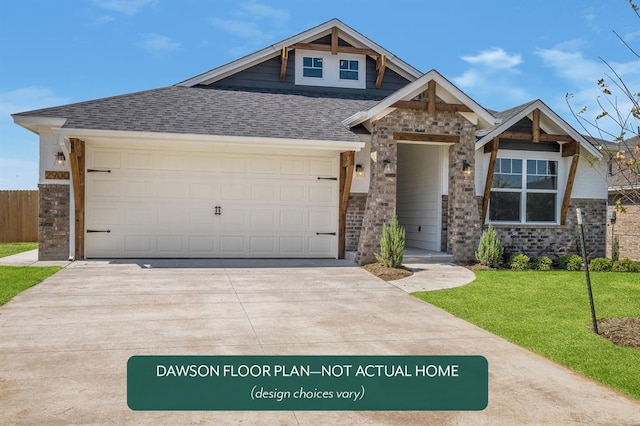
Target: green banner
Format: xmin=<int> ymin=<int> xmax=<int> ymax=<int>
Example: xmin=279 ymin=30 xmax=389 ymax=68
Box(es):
xmin=128 ymin=355 xmax=487 ymax=411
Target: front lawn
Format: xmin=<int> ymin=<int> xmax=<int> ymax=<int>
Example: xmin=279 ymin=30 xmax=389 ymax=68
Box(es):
xmin=0 ymin=242 xmax=38 ymax=258
xmin=413 ymin=271 xmax=640 ymax=400
xmin=0 ymin=266 xmax=61 ymax=306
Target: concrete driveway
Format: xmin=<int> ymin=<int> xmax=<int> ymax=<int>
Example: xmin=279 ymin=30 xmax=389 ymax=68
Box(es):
xmin=1 ymin=258 xmax=639 ymax=425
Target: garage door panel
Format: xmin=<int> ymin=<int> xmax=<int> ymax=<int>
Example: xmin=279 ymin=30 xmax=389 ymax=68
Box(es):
xmin=190 ymin=156 xmax=220 ymax=173
xmin=91 ymin=179 xmax=121 ymax=198
xmin=126 ymin=152 xmax=153 ymax=170
xmin=86 ymin=147 xmax=338 ymax=258
xmin=126 ymin=180 xmax=154 ymax=198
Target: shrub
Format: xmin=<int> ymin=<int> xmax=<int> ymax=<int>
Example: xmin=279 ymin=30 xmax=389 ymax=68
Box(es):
xmin=612 ymin=235 xmax=620 ymax=262
xmin=559 ymin=254 xmax=583 ymax=271
xmin=375 ymin=213 xmax=405 ymax=268
xmin=475 ymin=225 xmax=503 ymax=268
xmin=611 ymin=258 xmax=640 ymax=272
xmin=589 ymin=257 xmax=612 ymax=272
xmin=533 ymin=256 xmax=553 ymax=271
xmin=509 ymin=254 xmax=531 ymax=270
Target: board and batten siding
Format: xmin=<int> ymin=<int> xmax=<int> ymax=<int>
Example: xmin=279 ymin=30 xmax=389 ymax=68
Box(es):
xmin=207 ymin=53 xmax=410 ymax=98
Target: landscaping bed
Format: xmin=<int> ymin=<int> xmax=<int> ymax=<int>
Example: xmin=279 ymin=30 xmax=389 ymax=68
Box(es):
xmin=362 ymin=263 xmax=413 ymax=281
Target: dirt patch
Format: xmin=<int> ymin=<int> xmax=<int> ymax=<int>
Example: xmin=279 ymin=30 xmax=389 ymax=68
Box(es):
xmin=362 ymin=263 xmax=413 ymax=281
xmin=590 ymin=317 xmax=640 ymax=348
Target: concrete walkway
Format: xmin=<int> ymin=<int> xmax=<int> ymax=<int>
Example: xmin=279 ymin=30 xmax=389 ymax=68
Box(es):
xmin=1 ymin=258 xmax=639 ymax=424
xmin=0 ymin=249 xmax=70 ymax=267
xmin=391 ymin=262 xmax=476 ymax=293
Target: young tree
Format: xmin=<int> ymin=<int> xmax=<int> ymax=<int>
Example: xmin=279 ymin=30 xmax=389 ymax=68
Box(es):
xmin=566 ymin=0 xmax=640 ymax=209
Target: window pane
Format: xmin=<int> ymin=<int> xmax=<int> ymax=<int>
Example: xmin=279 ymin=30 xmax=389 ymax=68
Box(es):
xmin=527 ymin=175 xmax=557 ymax=189
xmin=492 ymin=174 xmax=522 ymax=188
xmin=527 ymin=160 xmax=558 ymax=189
xmin=340 ymin=70 xmax=358 ymax=80
xmin=303 ymin=68 xmax=322 ymax=78
xmin=527 ymin=193 xmax=556 ymax=222
xmin=340 ymin=59 xmax=347 ymax=68
xmin=350 ymin=60 xmax=358 ymax=70
xmin=489 ymin=192 xmax=521 ymax=221
xmin=303 ymin=57 xmax=312 ymax=67
xmin=313 ymin=58 xmax=323 ymax=67
xmin=512 ymin=159 xmax=522 ymax=174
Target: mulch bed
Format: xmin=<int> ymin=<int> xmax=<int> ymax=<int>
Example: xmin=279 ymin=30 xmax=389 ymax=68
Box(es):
xmin=361 ymin=263 xmax=413 ymax=281
xmin=590 ymin=317 xmax=640 ymax=348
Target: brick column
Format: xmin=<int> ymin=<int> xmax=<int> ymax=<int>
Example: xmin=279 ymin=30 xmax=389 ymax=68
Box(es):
xmin=38 ymin=184 xmax=70 ymax=261
xmin=356 ymin=122 xmax=397 ymax=265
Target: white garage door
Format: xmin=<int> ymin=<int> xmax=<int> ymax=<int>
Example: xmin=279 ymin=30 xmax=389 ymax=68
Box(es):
xmin=85 ymin=145 xmax=339 ymax=258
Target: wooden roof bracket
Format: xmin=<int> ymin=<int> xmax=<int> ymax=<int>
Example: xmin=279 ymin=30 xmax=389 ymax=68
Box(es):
xmin=279 ymin=46 xmax=288 ymax=81
xmin=375 ymin=54 xmax=386 ymax=88
xmin=560 ymin=140 xmax=580 ymax=224
xmin=481 ymin=137 xmax=499 ymax=223
xmin=532 ymin=109 xmax=540 ymax=143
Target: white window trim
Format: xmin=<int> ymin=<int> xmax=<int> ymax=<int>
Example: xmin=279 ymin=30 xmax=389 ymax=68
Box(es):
xmin=295 ymin=49 xmax=366 ymax=89
xmin=487 ymin=149 xmax=563 ymax=226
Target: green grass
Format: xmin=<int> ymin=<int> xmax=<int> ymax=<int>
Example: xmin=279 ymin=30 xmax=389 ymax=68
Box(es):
xmin=413 ymin=271 xmax=640 ymax=400
xmin=0 ymin=266 xmax=61 ymax=306
xmin=0 ymin=242 xmax=38 ymax=258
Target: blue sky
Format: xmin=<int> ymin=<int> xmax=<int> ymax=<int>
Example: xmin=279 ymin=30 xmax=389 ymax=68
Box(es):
xmin=1 ymin=0 xmax=638 ymax=189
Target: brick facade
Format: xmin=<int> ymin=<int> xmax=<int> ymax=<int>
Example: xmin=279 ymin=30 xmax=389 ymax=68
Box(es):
xmin=607 ymin=194 xmax=640 ymax=260
xmin=492 ymin=199 xmax=607 ymax=260
xmin=345 ymin=193 xmax=367 ymax=252
xmin=38 ymin=184 xmax=70 ymax=261
xmin=356 ymin=105 xmax=480 ymax=264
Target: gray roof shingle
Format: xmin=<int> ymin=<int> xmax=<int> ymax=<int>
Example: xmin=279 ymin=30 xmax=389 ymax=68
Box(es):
xmin=14 ymin=86 xmax=380 ymax=142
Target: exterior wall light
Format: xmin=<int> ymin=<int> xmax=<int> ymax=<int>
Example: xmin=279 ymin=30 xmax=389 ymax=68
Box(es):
xmin=462 ymin=160 xmax=472 ymax=176
xmin=355 ymin=164 xmax=365 ymax=177
xmin=383 ymin=159 xmax=393 ymax=175
xmin=56 ymin=151 xmax=66 ymax=165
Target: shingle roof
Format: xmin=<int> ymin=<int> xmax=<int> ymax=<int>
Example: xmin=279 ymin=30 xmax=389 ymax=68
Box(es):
xmin=475 ymin=100 xmax=537 ymax=138
xmin=13 ymin=86 xmax=379 ymax=142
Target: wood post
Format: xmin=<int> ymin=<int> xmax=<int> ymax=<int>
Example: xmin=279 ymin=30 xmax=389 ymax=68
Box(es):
xmin=69 ymin=138 xmax=85 ymax=260
xmin=338 ymin=151 xmax=355 ymax=259
xmin=561 ymin=153 xmax=580 ymax=225
xmin=481 ymin=138 xmax=499 ymax=223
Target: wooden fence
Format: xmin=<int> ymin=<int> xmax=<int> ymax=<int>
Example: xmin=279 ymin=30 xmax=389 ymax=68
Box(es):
xmin=0 ymin=190 xmax=38 ymax=243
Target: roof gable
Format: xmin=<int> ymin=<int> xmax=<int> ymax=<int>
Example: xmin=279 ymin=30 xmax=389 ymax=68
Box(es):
xmin=342 ymin=69 xmax=497 ymax=128
xmin=475 ymin=99 xmax=603 ymax=159
xmin=177 ymin=18 xmax=422 ymax=87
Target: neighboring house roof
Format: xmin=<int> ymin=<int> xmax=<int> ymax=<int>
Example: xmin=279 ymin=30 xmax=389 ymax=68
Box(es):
xmin=342 ymin=69 xmax=497 ymax=129
xmin=475 ymin=99 xmax=603 ymax=159
xmin=597 ymin=136 xmax=640 ymax=191
xmin=178 ymin=18 xmax=423 ymax=88
xmin=13 ymin=86 xmax=379 ymax=142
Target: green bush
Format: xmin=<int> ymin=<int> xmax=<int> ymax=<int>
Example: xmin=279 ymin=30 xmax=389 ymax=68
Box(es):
xmin=533 ymin=256 xmax=553 ymax=271
xmin=611 ymin=258 xmax=640 ymax=272
xmin=375 ymin=213 xmax=405 ymax=268
xmin=509 ymin=254 xmax=531 ymax=270
xmin=589 ymin=257 xmax=612 ymax=272
xmin=559 ymin=254 xmax=583 ymax=271
xmin=475 ymin=225 xmax=503 ymax=268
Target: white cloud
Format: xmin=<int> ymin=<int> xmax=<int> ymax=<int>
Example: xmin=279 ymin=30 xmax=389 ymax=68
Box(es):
xmin=210 ymin=2 xmax=291 ymax=55
xmin=93 ymin=0 xmax=153 ymax=15
xmin=238 ymin=2 xmax=290 ymax=23
xmin=536 ymin=43 xmax=640 ymax=139
xmin=461 ymin=48 xmax=522 ymax=70
xmin=0 ymin=87 xmax=70 ymax=122
xmin=134 ymin=33 xmax=181 ymax=52
xmin=452 ymin=48 xmax=529 ymax=109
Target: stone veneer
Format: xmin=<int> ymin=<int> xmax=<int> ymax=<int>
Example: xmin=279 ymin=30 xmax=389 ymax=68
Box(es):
xmin=356 ymin=106 xmax=480 ymax=264
xmin=606 ymin=194 xmax=640 ymax=260
xmin=345 ymin=193 xmax=367 ymax=252
xmin=491 ymin=199 xmax=607 ymax=260
xmin=38 ymin=184 xmax=70 ymax=261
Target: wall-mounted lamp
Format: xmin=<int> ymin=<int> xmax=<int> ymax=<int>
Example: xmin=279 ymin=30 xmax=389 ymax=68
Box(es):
xmin=56 ymin=151 xmax=66 ymax=165
xmin=462 ymin=160 xmax=472 ymax=176
xmin=383 ymin=159 xmax=393 ymax=175
xmin=355 ymin=164 xmax=365 ymax=177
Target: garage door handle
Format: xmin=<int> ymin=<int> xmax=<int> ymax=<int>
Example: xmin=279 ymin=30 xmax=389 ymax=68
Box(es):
xmin=87 ymin=169 xmax=112 ymax=173
xmin=317 ymin=177 xmax=338 ymax=181
xmin=87 ymin=229 xmax=111 ymax=233
xmin=316 ymin=232 xmax=336 ymax=236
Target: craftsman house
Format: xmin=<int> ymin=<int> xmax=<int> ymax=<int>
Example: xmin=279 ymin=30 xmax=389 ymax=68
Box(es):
xmin=13 ymin=19 xmax=607 ymax=264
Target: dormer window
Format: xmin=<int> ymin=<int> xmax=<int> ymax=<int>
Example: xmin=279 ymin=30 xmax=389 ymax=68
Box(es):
xmin=295 ymin=49 xmax=366 ymax=89
xmin=303 ymin=57 xmax=323 ymax=78
xmin=339 ymin=60 xmax=358 ymax=80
